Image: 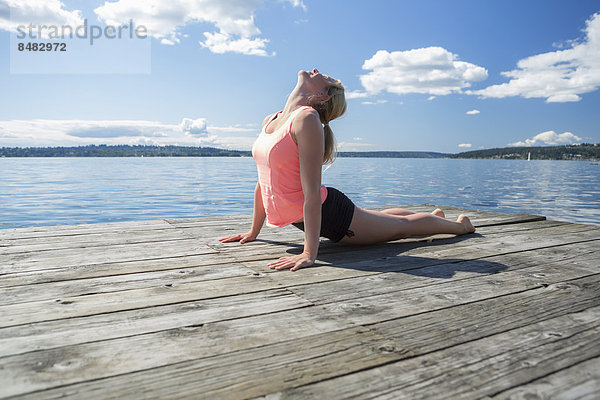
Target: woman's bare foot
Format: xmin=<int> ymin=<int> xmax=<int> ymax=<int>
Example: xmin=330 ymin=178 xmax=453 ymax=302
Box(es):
xmin=431 ymin=208 xmax=445 ymax=218
xmin=457 ymin=214 xmax=476 ymax=234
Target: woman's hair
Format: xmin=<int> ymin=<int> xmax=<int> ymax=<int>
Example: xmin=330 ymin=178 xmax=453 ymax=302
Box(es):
xmin=309 ymin=79 xmax=347 ymax=165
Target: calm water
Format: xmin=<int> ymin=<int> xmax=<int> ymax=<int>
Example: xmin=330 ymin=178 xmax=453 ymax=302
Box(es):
xmin=1 ymin=157 xmax=599 ymax=229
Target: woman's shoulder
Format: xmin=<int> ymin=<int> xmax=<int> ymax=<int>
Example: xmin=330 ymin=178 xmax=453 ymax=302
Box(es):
xmin=292 ymin=106 xmax=320 ymax=127
xmin=290 ymin=107 xmax=323 ymax=144
xmin=293 ymin=106 xmax=321 ymax=127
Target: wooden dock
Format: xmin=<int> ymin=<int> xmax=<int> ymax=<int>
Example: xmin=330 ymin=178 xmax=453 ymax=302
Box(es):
xmin=1 ymin=205 xmax=599 ymax=399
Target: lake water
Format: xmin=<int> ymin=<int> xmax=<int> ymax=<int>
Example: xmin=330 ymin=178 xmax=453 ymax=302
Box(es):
xmin=1 ymin=157 xmax=599 ymax=229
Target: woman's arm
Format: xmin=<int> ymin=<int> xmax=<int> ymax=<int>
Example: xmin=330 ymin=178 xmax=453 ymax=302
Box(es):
xmin=218 ymin=182 xmax=265 ymax=243
xmin=249 ymin=181 xmax=266 ymax=237
xmin=268 ymin=109 xmax=324 ymax=271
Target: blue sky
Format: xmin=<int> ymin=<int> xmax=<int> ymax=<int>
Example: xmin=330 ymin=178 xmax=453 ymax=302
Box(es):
xmin=0 ymin=0 xmax=599 ymax=153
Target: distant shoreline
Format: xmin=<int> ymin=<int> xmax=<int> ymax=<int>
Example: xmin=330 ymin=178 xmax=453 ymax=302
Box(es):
xmin=1 ymin=144 xmax=599 ymax=161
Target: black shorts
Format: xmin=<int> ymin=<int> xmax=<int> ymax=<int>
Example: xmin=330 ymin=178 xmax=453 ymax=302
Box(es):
xmin=292 ymin=187 xmax=355 ymax=243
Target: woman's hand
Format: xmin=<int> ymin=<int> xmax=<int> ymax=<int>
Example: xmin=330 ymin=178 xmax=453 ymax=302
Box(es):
xmin=218 ymin=231 xmax=257 ymax=244
xmin=268 ymin=251 xmax=315 ymax=271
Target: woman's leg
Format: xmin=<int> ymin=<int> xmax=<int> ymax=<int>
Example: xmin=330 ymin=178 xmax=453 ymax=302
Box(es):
xmin=382 ymin=208 xmax=445 ymax=218
xmin=340 ymin=207 xmax=474 ymax=245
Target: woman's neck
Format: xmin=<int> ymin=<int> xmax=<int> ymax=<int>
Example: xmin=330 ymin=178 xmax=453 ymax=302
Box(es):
xmin=282 ymin=85 xmax=312 ymax=115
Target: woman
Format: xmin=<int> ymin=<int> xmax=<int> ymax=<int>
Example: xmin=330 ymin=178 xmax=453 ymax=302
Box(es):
xmin=219 ymin=68 xmax=475 ymax=271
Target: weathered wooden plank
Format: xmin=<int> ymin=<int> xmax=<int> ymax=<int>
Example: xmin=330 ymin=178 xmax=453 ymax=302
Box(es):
xmin=489 ymin=356 xmax=600 ymax=400
xmin=0 ymin=219 xmax=175 ymax=240
xmin=0 ymin=273 xmax=279 ymax=327
xmin=0 ymin=254 xmax=246 ymax=287
xmin=1 ymin=239 xmax=217 ymax=274
xmin=7 ymin=327 xmax=401 ymax=400
xmin=7 ymin=274 xmax=600 ymax=400
xmin=0 ymin=228 xmax=196 ymax=255
xmin=258 ymin=307 xmax=600 ymax=400
xmin=1 ymin=262 xmax=256 ymax=305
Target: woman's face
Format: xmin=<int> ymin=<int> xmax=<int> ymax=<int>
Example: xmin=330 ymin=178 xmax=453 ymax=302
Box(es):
xmin=299 ymin=68 xmax=337 ymax=93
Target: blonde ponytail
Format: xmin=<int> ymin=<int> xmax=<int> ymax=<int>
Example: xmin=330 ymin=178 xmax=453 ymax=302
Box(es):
xmin=323 ymin=123 xmax=336 ymax=165
xmin=309 ymin=79 xmax=347 ymax=165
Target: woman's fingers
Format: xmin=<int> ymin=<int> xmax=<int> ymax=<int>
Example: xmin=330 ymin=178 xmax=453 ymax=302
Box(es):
xmin=219 ymin=232 xmax=256 ymax=244
xmin=268 ymin=255 xmax=313 ymax=271
xmin=218 ymin=233 xmax=242 ymax=242
xmin=240 ymin=235 xmax=254 ymax=244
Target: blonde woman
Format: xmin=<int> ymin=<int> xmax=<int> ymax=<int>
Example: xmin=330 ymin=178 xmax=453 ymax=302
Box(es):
xmin=219 ymin=68 xmax=475 ymax=271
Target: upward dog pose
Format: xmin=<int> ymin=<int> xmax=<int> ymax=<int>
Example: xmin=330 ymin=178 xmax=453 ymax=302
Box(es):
xmin=219 ymin=68 xmax=475 ymax=271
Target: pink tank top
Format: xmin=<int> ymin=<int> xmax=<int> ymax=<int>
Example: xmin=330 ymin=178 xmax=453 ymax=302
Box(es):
xmin=252 ymin=106 xmax=328 ymax=227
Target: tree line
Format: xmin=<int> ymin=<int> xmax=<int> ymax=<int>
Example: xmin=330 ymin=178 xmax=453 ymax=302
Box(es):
xmin=449 ymin=144 xmax=600 ymax=161
xmin=1 ymin=144 xmax=598 ymax=160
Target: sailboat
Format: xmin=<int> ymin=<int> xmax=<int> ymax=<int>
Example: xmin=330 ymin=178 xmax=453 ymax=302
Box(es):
xmin=527 ymin=152 xmax=531 ymax=161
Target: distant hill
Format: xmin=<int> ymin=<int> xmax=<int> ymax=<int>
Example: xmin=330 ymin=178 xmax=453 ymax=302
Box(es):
xmin=450 ymin=144 xmax=600 ymax=161
xmin=0 ymin=145 xmax=250 ymax=157
xmin=3 ymin=144 xmax=599 ymax=160
xmin=0 ymin=145 xmax=449 ymax=158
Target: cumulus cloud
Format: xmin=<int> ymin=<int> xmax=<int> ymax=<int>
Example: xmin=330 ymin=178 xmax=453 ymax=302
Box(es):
xmin=357 ymin=47 xmax=488 ymax=97
xmin=93 ymin=0 xmax=303 ymax=56
xmin=200 ymin=32 xmax=271 ymax=56
xmin=509 ymin=131 xmax=582 ymax=147
xmin=458 ymin=143 xmax=472 ymax=148
xmin=180 ymin=118 xmax=208 ymax=135
xmin=466 ymin=109 xmax=480 ymax=115
xmin=472 ymin=12 xmax=600 ymax=102
xmin=0 ymin=118 xmax=258 ymax=149
xmin=0 ymin=0 xmax=83 ymax=35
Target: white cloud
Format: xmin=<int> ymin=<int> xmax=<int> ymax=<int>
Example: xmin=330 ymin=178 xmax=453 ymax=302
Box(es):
xmin=361 ymin=99 xmax=388 ymax=105
xmin=0 ymin=118 xmax=259 ymax=149
xmin=283 ymin=0 xmax=306 ymax=11
xmin=93 ymin=0 xmax=303 ymax=56
xmin=466 ymin=109 xmax=480 ymax=115
xmin=472 ymin=12 xmax=600 ymax=102
xmin=509 ymin=131 xmax=582 ymax=147
xmin=0 ymin=0 xmax=83 ymax=35
xmin=427 ymin=96 xmax=436 ymax=101
xmin=357 ymin=47 xmax=488 ymax=97
xmin=180 ymin=118 xmax=207 ymax=135
xmin=345 ymin=90 xmax=369 ymax=99
xmin=200 ymin=31 xmax=271 ymax=56
xmin=458 ymin=143 xmax=472 ymax=148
